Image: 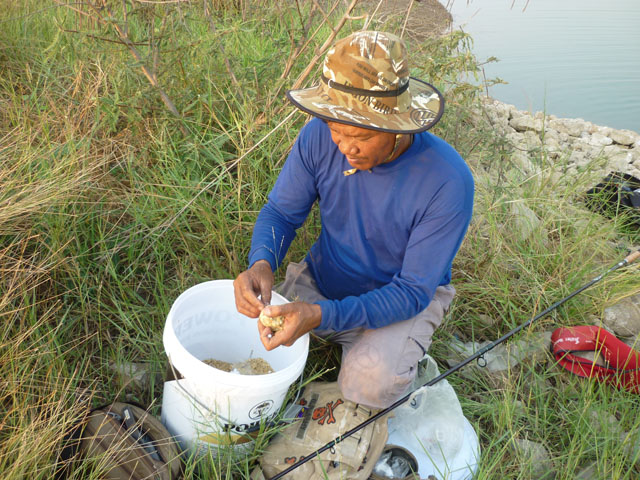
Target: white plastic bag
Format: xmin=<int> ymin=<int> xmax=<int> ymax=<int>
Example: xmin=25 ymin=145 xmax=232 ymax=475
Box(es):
xmin=389 ymin=355 xmax=465 ymax=463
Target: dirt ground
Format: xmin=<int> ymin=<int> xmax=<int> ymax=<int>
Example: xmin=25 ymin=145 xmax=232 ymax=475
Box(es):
xmin=358 ymin=0 xmax=452 ymax=40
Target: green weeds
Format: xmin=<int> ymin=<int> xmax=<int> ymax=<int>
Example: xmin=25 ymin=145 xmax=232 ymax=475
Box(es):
xmin=1 ymin=1 xmax=639 ymax=479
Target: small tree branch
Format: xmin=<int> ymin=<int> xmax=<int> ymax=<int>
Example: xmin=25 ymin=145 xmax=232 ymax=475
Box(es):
xmin=121 ymin=0 xmax=128 ymax=37
xmin=54 ymin=0 xmax=187 ymax=132
xmin=290 ymin=0 xmax=361 ymax=91
xmin=362 ymin=0 xmax=383 ymax=30
xmin=280 ymin=3 xmax=318 ymax=80
xmin=401 ymin=0 xmax=415 ymax=39
xmin=203 ymin=0 xmax=241 ymax=90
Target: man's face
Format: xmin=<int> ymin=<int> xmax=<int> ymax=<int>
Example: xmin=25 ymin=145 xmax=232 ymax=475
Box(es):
xmin=327 ymin=121 xmax=396 ymax=171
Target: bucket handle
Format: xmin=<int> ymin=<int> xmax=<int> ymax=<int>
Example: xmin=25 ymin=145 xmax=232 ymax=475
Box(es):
xmin=167 ymin=361 xmax=305 ymax=434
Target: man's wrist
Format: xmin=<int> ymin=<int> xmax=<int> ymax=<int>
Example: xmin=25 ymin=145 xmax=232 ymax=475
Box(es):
xmin=251 ymin=259 xmax=272 ymax=271
xmin=310 ymin=303 xmax=322 ymax=329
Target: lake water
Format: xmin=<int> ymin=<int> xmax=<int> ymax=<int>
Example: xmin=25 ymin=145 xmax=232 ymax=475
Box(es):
xmin=447 ymin=0 xmax=640 ymax=133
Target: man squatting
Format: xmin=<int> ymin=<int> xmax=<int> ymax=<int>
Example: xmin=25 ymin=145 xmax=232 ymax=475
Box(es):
xmin=233 ymin=31 xmax=474 ymax=409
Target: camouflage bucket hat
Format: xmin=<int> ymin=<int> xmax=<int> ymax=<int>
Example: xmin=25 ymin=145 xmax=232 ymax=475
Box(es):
xmin=286 ymin=31 xmax=444 ymax=134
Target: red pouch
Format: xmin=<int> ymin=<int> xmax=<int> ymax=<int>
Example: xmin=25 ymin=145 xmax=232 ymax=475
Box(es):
xmin=551 ymin=325 xmax=640 ymax=394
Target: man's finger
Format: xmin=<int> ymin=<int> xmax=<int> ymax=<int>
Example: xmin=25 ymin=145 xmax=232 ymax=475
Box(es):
xmin=234 ymin=275 xmax=260 ymax=311
xmin=260 ymin=330 xmax=278 ymax=351
xmin=261 ymin=281 xmax=272 ymax=306
xmin=237 ymin=295 xmax=261 ymax=317
xmin=257 ymin=320 xmax=275 ymax=347
xmin=262 ymin=303 xmax=291 ymax=318
xmin=238 ymin=281 xmax=264 ymax=316
xmin=244 ymin=289 xmax=265 ymax=311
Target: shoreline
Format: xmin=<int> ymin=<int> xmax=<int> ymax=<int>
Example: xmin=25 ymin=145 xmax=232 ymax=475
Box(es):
xmin=477 ymin=97 xmax=640 ymax=183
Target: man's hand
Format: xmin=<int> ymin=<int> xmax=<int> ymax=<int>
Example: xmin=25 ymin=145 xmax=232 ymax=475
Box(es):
xmin=258 ymin=302 xmax=321 ymax=351
xmin=233 ymin=260 xmax=274 ymax=318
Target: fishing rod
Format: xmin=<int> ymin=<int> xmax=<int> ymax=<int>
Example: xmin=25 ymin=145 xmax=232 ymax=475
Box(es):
xmin=269 ymin=248 xmax=640 ymax=480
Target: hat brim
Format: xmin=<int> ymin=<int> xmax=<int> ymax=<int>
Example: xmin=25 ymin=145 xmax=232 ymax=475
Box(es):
xmin=286 ymin=77 xmax=445 ymax=134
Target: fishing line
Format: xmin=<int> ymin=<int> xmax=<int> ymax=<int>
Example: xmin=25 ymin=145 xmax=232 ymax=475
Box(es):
xmin=268 ymin=248 xmax=640 ymax=479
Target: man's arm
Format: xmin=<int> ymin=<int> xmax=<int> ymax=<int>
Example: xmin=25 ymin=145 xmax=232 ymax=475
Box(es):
xmin=318 ymin=175 xmax=474 ymax=331
xmin=234 ymin=121 xmax=320 ymax=320
xmin=256 ymin=184 xmax=471 ymax=349
xmin=247 ymin=122 xmax=320 ymax=271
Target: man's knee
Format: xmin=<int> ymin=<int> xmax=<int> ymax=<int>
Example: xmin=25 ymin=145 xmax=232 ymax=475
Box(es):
xmin=339 ymin=375 xmax=412 ymax=410
xmin=337 ymin=344 xmax=415 ymax=409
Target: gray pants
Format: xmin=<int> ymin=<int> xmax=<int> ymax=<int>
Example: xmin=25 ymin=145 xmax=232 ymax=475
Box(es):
xmin=276 ymin=262 xmax=455 ymax=409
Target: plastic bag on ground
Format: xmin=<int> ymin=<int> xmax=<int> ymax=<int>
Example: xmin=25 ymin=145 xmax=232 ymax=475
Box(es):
xmin=391 ymin=355 xmax=467 ymax=464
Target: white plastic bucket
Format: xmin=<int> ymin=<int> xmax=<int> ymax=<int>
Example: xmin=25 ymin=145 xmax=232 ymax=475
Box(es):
xmin=161 ymin=280 xmax=309 ymax=456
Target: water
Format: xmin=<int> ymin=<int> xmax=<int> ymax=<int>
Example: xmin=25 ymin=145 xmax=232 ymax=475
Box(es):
xmin=447 ymin=0 xmax=640 ymax=133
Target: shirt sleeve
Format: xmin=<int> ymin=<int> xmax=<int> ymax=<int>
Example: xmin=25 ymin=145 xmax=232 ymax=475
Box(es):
xmin=248 ymin=124 xmax=319 ymax=271
xmin=316 ymin=175 xmax=474 ymax=331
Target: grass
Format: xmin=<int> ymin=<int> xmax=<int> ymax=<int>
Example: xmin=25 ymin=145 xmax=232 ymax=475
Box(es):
xmin=1 ymin=1 xmax=639 ymax=479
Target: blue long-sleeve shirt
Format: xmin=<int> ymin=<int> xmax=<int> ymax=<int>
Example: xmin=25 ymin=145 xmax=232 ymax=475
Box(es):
xmin=248 ymin=118 xmax=474 ymax=331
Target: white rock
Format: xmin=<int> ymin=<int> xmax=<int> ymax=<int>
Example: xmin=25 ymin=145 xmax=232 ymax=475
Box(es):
xmin=565 ymin=118 xmax=589 ymax=137
xmin=109 ymin=362 xmax=151 ymax=389
xmin=620 ymin=429 xmax=640 ymax=465
xmin=609 ymin=152 xmax=633 ymax=172
xmin=544 ymin=136 xmax=562 ymax=152
xmin=512 ymin=152 xmax=537 ymax=174
xmin=543 ymin=129 xmax=560 ymax=142
xmin=474 ymin=99 xmax=639 ymax=186
xmin=588 ymin=410 xmax=623 ymax=437
xmin=510 ymin=108 xmax=526 ymax=119
xmin=575 ymin=462 xmax=599 ymax=480
xmin=588 ymin=132 xmax=613 ymax=147
xmin=482 ymin=106 xmax=502 ymax=124
xmin=509 ymin=332 xmax=552 ymax=365
xmin=495 ymin=102 xmax=514 ymax=117
xmin=523 ymin=130 xmax=543 ymax=149
xmin=568 ymin=150 xmax=589 ymax=168
xmin=602 ymin=294 xmax=640 ymax=337
xmin=509 ymin=438 xmax=555 ymax=479
xmin=510 ymin=115 xmax=543 ymax=133
xmin=506 ymin=132 xmax=522 ymax=146
xmin=547 ymin=169 xmax=565 ymax=185
xmin=610 ymin=129 xmax=638 ymax=146
xmin=566 ymin=166 xmax=579 ymax=176
xmin=585 ymin=121 xmax=598 ymax=134
xmin=603 ymin=145 xmax=626 ymax=156
xmin=597 ymin=126 xmax=613 ymax=137
xmin=574 ymin=137 xmax=594 ymax=152
xmin=622 ymin=333 xmax=640 ymax=350
xmin=510 ymin=201 xmax=545 ymax=242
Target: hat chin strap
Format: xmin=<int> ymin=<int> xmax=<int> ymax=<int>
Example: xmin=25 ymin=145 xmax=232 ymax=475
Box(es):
xmin=385 ymin=133 xmax=412 ymax=163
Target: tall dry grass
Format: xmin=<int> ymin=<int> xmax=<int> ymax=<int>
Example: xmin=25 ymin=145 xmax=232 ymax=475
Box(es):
xmin=1 ymin=1 xmax=638 ymax=479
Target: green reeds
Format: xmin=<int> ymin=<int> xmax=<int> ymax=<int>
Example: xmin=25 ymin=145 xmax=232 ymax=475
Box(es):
xmin=1 ymin=1 xmax=639 ymax=478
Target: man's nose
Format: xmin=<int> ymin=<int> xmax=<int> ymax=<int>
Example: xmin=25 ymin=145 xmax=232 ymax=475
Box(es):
xmin=339 ymin=139 xmax=359 ymax=156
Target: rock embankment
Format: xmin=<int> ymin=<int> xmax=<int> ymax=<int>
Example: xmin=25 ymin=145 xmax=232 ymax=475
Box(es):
xmin=479 ymin=98 xmax=640 ymax=184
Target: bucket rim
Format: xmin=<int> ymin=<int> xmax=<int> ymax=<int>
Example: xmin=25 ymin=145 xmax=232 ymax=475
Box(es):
xmin=163 ymin=280 xmax=309 ymax=386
